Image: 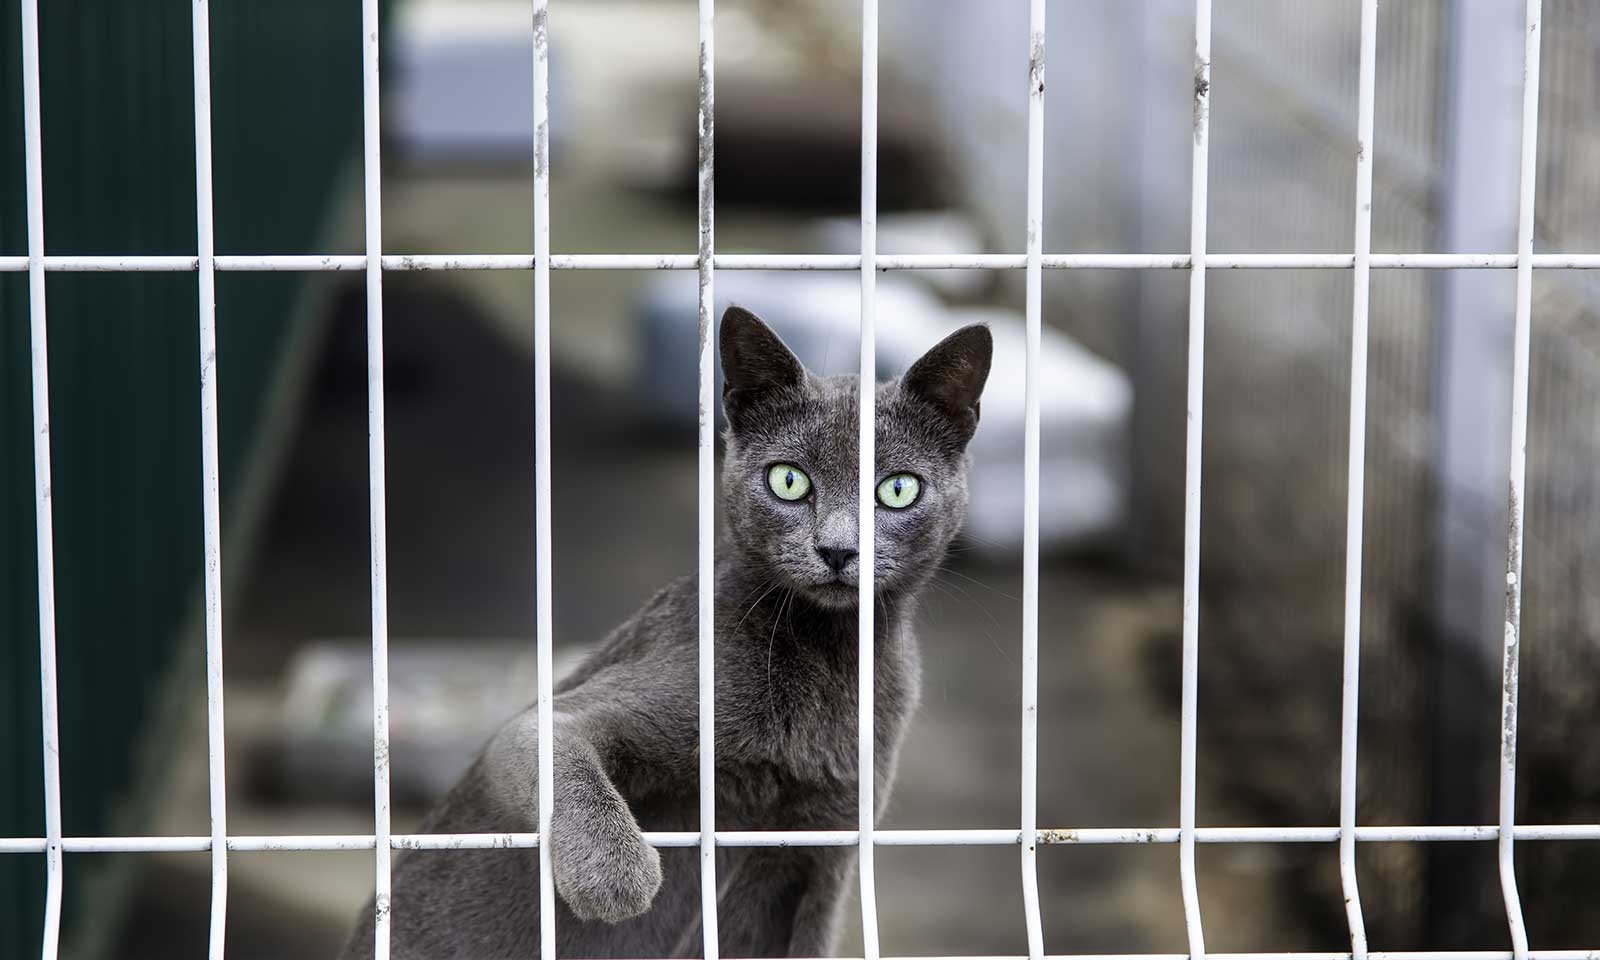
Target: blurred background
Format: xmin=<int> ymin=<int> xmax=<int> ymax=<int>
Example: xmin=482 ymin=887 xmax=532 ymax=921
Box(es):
xmin=4 ymin=0 xmax=1600 ymax=956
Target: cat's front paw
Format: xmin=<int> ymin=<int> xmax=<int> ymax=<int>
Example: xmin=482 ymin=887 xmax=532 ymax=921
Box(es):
xmin=550 ymin=809 xmax=663 ymax=923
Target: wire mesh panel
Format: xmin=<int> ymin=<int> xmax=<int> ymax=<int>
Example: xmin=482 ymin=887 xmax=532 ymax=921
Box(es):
xmin=6 ymin=0 xmax=1600 ymax=958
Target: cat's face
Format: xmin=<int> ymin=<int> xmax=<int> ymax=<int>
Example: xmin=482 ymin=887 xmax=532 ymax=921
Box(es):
xmin=719 ymin=307 xmax=991 ymax=610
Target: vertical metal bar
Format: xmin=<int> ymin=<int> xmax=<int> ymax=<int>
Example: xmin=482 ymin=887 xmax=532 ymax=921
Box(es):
xmin=359 ymin=0 xmax=393 ymax=955
xmin=1020 ymin=0 xmax=1046 ymax=957
xmin=532 ymin=1 xmax=557 ymax=958
xmin=695 ymin=0 xmax=720 ymax=957
xmin=18 ymin=1 xmax=62 ymax=956
xmin=1425 ymin=1 xmax=1526 ymax=935
xmin=1179 ymin=0 xmax=1211 ymax=957
xmin=1498 ymin=2 xmax=1541 ymax=957
xmin=189 ymin=1 xmax=229 ymax=956
xmin=858 ymin=0 xmax=882 ymax=957
xmin=1337 ymin=1 xmax=1378 ymax=956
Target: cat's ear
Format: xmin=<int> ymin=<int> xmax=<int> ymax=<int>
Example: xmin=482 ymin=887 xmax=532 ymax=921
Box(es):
xmin=902 ymin=323 xmax=992 ymax=442
xmin=720 ymin=306 xmax=806 ymax=428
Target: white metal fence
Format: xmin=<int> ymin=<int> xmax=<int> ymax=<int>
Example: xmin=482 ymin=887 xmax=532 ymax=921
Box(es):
xmin=7 ymin=0 xmax=1600 ymax=959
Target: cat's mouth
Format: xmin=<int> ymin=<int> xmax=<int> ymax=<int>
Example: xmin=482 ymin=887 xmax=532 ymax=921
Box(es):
xmin=800 ymin=573 xmax=861 ymax=609
xmin=806 ymin=581 xmax=856 ymax=608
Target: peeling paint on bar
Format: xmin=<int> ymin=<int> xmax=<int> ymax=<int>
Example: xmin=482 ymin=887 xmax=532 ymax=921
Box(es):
xmin=695 ymin=1 xmax=720 ymax=957
xmin=531 ymin=2 xmax=558 ymax=958
xmin=1037 ymin=828 xmax=1171 ymax=845
xmin=1496 ymin=2 xmax=1541 ymax=958
xmin=1179 ymin=0 xmax=1213 ymax=956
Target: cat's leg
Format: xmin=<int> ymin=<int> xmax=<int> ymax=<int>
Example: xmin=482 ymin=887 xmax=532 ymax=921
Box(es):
xmin=662 ymin=848 xmax=798 ymax=959
xmin=548 ymin=732 xmax=665 ymax=923
xmin=690 ymin=847 xmax=853 ymax=958
xmin=482 ymin=710 xmax=665 ymax=924
xmin=784 ymin=847 xmax=855 ymax=958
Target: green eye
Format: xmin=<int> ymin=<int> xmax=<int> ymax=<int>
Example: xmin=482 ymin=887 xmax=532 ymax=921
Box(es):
xmin=876 ymin=473 xmax=921 ymax=509
xmin=767 ymin=463 xmax=812 ymax=501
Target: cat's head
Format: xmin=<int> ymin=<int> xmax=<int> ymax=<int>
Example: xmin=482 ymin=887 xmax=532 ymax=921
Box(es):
xmin=719 ymin=306 xmax=991 ymax=610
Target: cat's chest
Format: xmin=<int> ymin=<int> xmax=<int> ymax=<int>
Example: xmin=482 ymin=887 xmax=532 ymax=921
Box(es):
xmin=711 ymin=627 xmax=918 ymax=800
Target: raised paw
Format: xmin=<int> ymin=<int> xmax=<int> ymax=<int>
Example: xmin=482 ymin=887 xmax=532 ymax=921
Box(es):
xmin=550 ymin=808 xmax=663 ymax=924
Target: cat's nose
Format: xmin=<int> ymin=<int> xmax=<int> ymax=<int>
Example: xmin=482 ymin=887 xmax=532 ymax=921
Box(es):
xmin=816 ymin=546 xmax=858 ymax=573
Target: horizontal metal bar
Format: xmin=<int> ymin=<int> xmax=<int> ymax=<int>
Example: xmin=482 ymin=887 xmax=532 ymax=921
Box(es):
xmin=3 ymin=252 xmax=1600 ymax=273
xmin=382 ymin=953 xmax=1599 ymax=960
xmin=6 ymin=823 xmax=1599 ymax=854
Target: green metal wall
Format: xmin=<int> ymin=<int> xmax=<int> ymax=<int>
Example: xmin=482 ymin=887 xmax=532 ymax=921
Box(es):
xmin=2 ymin=2 xmax=365 ymax=952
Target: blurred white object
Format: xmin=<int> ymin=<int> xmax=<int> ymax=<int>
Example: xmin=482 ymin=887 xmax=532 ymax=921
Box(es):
xmin=392 ymin=1 xmax=701 ymax=175
xmin=634 ymin=273 xmax=1130 ymax=553
xmin=392 ymin=3 xmax=540 ymax=160
xmin=809 ymin=211 xmax=991 ymax=299
xmin=939 ymin=307 xmax=1132 ymax=556
xmin=636 ymin=272 xmax=947 ymax=427
xmin=256 ymin=640 xmax=586 ymax=804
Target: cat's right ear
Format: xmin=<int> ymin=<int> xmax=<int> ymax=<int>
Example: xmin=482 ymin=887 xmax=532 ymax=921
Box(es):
xmin=720 ymin=306 xmax=805 ymax=429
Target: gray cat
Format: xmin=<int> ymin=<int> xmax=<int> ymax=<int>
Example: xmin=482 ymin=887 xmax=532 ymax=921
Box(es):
xmin=341 ymin=307 xmax=992 ymax=959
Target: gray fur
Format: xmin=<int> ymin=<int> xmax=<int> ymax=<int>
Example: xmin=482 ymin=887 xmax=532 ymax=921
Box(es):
xmin=341 ymin=307 xmax=991 ymax=959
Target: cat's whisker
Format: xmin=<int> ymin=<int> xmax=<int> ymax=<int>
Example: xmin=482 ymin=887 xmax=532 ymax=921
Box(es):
xmin=733 ymin=577 xmax=785 ymax=635
xmin=730 ymin=570 xmax=783 ymax=609
xmin=937 ymin=563 xmax=1020 ymax=602
xmin=957 ymin=529 xmax=1012 ymax=552
xmin=923 ymin=577 xmax=1015 ymax=666
xmin=879 ymin=594 xmax=909 ymax=660
xmin=930 ymin=572 xmax=1010 ymax=634
xmin=766 ymin=588 xmax=796 ymax=713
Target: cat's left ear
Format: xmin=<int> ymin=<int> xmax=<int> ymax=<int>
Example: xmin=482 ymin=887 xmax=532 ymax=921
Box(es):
xmin=720 ymin=306 xmax=806 ymax=430
xmin=902 ymin=323 xmax=992 ymax=443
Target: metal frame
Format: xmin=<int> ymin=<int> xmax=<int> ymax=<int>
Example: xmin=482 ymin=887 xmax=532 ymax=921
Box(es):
xmin=1020 ymin=1 xmax=1046 ymax=958
xmin=858 ymin=2 xmax=883 ymax=957
xmin=358 ymin=0 xmax=396 ymax=955
xmin=1177 ymin=0 xmax=1211 ymax=953
xmin=9 ymin=1 xmax=1586 ymax=959
xmin=6 ymin=253 xmax=1600 ymax=272
xmin=18 ymin=1 xmax=62 ymax=957
xmin=189 ymin=2 xmax=231 ymax=958
xmin=1337 ymin=1 xmax=1378 ymax=957
xmin=695 ymin=0 xmax=720 ymax=956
